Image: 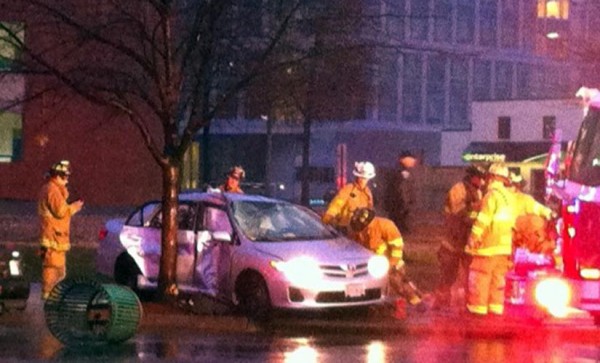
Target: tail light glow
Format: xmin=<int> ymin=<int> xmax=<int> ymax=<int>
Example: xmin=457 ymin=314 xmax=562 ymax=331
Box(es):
xmin=98 ymin=228 xmax=108 ymax=241
xmin=534 ymin=277 xmax=571 ymax=318
xmin=580 ymin=268 xmax=600 ymax=280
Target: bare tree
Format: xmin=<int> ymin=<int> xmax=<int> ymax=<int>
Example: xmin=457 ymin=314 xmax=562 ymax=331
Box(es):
xmin=0 ymin=0 xmax=329 ymax=299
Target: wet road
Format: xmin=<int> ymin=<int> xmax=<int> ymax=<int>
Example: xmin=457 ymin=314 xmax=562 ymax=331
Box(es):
xmin=2 ymin=285 xmax=600 ymax=362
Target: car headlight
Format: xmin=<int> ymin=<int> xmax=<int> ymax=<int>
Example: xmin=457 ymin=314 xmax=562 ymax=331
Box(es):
xmin=271 ymin=256 xmax=322 ymax=288
xmin=367 ymin=255 xmax=389 ymax=279
xmin=534 ymin=277 xmax=571 ymax=318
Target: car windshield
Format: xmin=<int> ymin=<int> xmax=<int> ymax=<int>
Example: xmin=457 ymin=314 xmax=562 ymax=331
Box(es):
xmin=568 ymin=107 xmax=600 ymax=186
xmin=231 ymin=200 xmax=336 ymax=242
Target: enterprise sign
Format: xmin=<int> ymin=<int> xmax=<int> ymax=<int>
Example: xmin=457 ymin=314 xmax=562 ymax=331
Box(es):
xmin=462 ymin=153 xmax=506 ymax=163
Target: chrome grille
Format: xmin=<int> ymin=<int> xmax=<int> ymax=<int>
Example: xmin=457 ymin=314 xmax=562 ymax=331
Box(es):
xmin=320 ymin=262 xmax=368 ymax=278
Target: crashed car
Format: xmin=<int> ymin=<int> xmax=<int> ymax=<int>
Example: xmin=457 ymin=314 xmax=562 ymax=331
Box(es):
xmin=0 ymin=244 xmax=30 ymax=314
xmin=96 ymin=192 xmax=389 ymax=315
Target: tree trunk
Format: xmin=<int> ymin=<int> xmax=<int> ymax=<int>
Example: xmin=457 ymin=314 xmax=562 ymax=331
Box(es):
xmin=157 ymin=162 xmax=180 ymax=300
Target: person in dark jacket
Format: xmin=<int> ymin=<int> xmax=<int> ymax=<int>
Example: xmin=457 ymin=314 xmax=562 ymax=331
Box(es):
xmin=384 ymin=151 xmax=417 ymax=234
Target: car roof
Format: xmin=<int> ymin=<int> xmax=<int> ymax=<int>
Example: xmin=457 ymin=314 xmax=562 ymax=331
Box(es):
xmin=179 ymin=190 xmax=282 ymax=205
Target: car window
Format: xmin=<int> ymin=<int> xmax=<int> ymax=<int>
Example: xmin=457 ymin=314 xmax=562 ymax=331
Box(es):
xmin=126 ymin=202 xmax=160 ymax=227
xmin=148 ymin=203 xmax=196 ymax=230
xmin=231 ymin=200 xmax=336 ymax=242
xmin=203 ymin=206 xmax=232 ymax=234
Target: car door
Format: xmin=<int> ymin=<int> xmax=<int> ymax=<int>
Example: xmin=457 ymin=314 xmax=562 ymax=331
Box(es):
xmin=141 ymin=202 xmax=196 ymax=285
xmin=194 ymin=204 xmax=234 ymax=299
xmin=120 ymin=202 xmax=161 ymax=279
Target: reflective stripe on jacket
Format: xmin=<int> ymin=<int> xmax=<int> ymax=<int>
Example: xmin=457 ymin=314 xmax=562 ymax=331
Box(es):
xmin=466 ymin=180 xmax=518 ymax=256
xmin=38 ymin=179 xmax=77 ymax=251
xmin=322 ymin=182 xmax=373 ymax=228
xmin=349 ymin=217 xmax=404 ymax=267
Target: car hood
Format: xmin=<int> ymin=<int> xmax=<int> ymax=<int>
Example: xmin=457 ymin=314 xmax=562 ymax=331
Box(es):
xmin=250 ymin=236 xmax=372 ymax=263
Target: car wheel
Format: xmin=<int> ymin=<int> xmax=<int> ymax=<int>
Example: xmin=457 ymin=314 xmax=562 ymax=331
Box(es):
xmin=237 ymin=272 xmax=271 ymax=321
xmin=114 ymin=253 xmax=141 ymax=292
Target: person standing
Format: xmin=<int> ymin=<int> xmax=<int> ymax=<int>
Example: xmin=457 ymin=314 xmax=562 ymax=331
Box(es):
xmin=322 ymin=161 xmax=375 ymax=234
xmin=384 ymin=151 xmax=417 ymax=234
xmin=219 ymin=165 xmax=245 ymax=194
xmin=348 ymin=208 xmax=425 ymax=316
xmin=465 ymin=163 xmax=518 ymax=317
xmin=433 ymin=165 xmax=485 ymax=309
xmin=38 ymin=160 xmax=84 ymax=300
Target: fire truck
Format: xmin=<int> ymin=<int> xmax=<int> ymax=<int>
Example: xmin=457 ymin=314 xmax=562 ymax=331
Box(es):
xmin=505 ymin=87 xmax=600 ymax=324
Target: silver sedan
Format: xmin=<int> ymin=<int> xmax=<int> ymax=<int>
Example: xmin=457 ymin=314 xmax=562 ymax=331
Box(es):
xmin=96 ymin=191 xmax=389 ymax=316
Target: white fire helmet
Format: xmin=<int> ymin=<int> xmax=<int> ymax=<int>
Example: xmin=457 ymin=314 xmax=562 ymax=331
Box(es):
xmin=488 ymin=163 xmax=510 ymax=179
xmin=353 ymin=161 xmax=376 ymax=180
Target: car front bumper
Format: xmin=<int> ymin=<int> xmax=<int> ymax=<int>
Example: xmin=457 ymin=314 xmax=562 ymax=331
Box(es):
xmin=268 ymin=276 xmax=388 ymax=309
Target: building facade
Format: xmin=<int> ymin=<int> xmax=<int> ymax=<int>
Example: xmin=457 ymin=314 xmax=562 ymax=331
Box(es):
xmin=1 ymin=0 xmax=599 ymax=205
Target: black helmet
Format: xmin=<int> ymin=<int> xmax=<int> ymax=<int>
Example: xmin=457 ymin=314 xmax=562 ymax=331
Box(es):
xmin=466 ymin=164 xmax=485 ymax=178
xmin=350 ymin=208 xmax=376 ymax=232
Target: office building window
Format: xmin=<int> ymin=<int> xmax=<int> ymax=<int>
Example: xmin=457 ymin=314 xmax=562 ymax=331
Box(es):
xmin=402 ymin=53 xmax=422 ymax=124
xmin=537 ymin=0 xmax=569 ymax=19
xmin=385 ymin=0 xmax=406 ymax=40
xmin=433 ymin=0 xmax=452 ymax=43
xmin=378 ymin=52 xmax=398 ymax=122
xmin=495 ymin=61 xmax=513 ymax=100
xmin=449 ymin=59 xmax=468 ymax=128
xmin=427 ymin=56 xmax=445 ymax=125
xmin=498 ymin=116 xmax=511 ymax=140
xmin=0 ymin=22 xmax=24 ymax=71
xmin=0 ymin=111 xmax=22 ymax=162
xmin=543 ymin=115 xmax=556 ymax=139
xmin=473 ymin=60 xmax=492 ymax=101
xmin=409 ymin=0 xmax=428 ymax=41
xmin=500 ymin=0 xmax=518 ymax=48
xmin=479 ymin=0 xmax=497 ymax=47
xmin=456 ymin=0 xmax=475 ymax=44
xmin=517 ymin=63 xmax=533 ymax=99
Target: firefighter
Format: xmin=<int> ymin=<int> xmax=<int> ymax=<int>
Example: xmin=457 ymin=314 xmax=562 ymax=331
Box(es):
xmin=509 ymin=173 xmax=555 ymax=254
xmin=219 ymin=165 xmax=245 ymax=193
xmin=433 ymin=164 xmax=485 ymax=310
xmin=322 ymin=161 xmax=375 ymax=233
xmin=348 ymin=208 xmax=425 ymax=316
xmin=38 ymin=160 xmax=84 ymax=300
xmin=465 ymin=162 xmax=518 ymax=317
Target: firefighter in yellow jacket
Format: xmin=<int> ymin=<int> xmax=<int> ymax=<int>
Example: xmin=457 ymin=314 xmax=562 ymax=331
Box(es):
xmin=38 ymin=160 xmax=84 ymax=299
xmin=219 ymin=165 xmax=245 ymax=194
xmin=349 ymin=208 xmax=424 ymax=312
xmin=510 ymin=173 xmax=555 ymax=254
xmin=322 ymin=162 xmax=375 ymax=233
xmin=465 ymin=163 xmax=518 ymax=316
xmin=433 ymin=164 xmax=485 ymax=309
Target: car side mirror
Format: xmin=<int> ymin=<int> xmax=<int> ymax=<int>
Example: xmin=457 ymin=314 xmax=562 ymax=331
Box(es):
xmin=212 ymin=231 xmax=232 ymax=244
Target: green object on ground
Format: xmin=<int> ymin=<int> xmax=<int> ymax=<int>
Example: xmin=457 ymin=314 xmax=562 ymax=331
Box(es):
xmin=44 ymin=278 xmax=142 ymax=346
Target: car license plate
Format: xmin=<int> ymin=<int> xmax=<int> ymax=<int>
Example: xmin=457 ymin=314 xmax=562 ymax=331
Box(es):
xmin=345 ymin=284 xmax=365 ymax=298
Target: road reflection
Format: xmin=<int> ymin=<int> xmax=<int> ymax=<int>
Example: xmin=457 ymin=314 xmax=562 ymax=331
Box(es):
xmin=3 ymin=307 xmax=600 ymax=362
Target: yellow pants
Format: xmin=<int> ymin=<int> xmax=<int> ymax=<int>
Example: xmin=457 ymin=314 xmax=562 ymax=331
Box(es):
xmin=466 ymin=255 xmax=510 ymax=315
xmin=42 ymin=249 xmax=67 ymax=299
